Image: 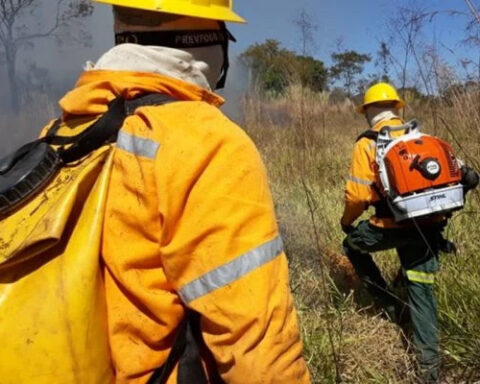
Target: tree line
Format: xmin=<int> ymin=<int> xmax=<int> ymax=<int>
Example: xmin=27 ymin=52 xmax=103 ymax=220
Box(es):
xmin=240 ymin=39 xmax=392 ymax=98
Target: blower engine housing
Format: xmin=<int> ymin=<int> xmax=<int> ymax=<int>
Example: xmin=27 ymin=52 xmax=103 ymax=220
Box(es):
xmin=376 ymin=120 xmax=464 ymax=221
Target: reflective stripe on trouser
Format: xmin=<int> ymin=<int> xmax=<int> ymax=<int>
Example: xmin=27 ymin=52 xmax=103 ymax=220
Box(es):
xmin=179 ymin=236 xmax=284 ymax=304
xmin=406 ymin=270 xmax=435 ymax=284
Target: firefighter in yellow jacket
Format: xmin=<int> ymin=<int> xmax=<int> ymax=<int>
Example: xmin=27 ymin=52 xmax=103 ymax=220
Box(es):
xmin=92 ymin=1 xmax=309 ymax=383
xmin=0 ymin=1 xmax=310 ymax=383
xmin=341 ymin=83 xmax=444 ymax=383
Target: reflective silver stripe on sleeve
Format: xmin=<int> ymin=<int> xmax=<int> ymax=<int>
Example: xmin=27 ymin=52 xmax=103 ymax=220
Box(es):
xmin=179 ymin=236 xmax=284 ymax=304
xmin=347 ymin=175 xmax=374 ymax=186
xmin=116 ymin=131 xmax=160 ymax=159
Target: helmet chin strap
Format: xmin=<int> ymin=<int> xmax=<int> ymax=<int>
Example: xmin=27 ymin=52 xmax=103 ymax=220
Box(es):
xmin=215 ymin=22 xmax=235 ymax=89
xmin=115 ymin=22 xmax=235 ymax=90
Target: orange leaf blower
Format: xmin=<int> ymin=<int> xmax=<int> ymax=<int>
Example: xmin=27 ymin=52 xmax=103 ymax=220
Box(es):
xmin=376 ymin=120 xmax=464 ymax=221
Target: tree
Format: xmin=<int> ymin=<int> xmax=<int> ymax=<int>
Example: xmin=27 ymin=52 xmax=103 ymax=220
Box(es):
xmin=330 ymin=50 xmax=371 ymax=97
xmin=398 ymin=86 xmax=425 ymax=104
xmin=375 ymin=41 xmax=393 ymax=83
xmin=20 ymin=60 xmax=52 ymax=100
xmin=0 ymin=0 xmax=93 ymax=112
xmin=295 ymin=55 xmax=328 ymax=92
xmin=240 ymin=39 xmax=296 ymax=95
xmin=292 ymin=7 xmax=327 ymax=133
xmin=240 ymin=39 xmax=328 ymax=95
xmin=386 ymin=4 xmax=431 ymax=96
xmin=293 ymin=8 xmax=318 ymax=57
xmin=328 ymin=87 xmax=348 ymax=104
xmin=356 ymin=74 xmax=380 ymax=95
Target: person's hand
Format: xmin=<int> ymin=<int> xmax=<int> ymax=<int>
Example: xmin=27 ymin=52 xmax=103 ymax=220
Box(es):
xmin=461 ymin=165 xmax=479 ymax=193
xmin=439 ymin=238 xmax=457 ymax=254
xmin=340 ymin=220 xmax=354 ymax=235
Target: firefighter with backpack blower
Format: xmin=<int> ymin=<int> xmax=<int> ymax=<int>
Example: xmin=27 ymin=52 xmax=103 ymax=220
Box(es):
xmin=341 ymin=82 xmax=478 ymax=382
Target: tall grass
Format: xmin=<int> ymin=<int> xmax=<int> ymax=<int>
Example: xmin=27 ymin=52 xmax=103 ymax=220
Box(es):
xmin=243 ymin=85 xmax=480 ymax=383
xmin=1 ymin=85 xmax=479 ymax=382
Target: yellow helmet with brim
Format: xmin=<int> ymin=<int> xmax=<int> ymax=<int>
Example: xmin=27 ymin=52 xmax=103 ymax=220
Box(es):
xmin=92 ymin=0 xmax=246 ymax=23
xmin=357 ymin=82 xmax=405 ymax=114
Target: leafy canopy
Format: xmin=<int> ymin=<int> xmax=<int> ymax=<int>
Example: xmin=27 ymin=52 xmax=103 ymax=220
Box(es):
xmin=241 ymin=39 xmax=328 ymax=95
xmin=330 ymin=50 xmax=371 ymax=96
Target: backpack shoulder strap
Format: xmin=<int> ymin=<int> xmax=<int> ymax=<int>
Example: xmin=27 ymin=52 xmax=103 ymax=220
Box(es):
xmin=356 ymin=130 xmax=378 ymax=143
xmin=55 ymin=93 xmax=178 ymax=164
xmin=125 ymin=93 xmax=178 ymax=115
xmin=0 ymin=93 xmax=178 ymax=216
xmin=147 ymin=310 xmax=210 ymax=384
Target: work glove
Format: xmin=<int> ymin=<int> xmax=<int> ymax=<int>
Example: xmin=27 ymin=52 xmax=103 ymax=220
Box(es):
xmin=438 ymin=238 xmax=457 ymax=254
xmin=340 ymin=220 xmax=354 ymax=235
xmin=461 ymin=165 xmax=479 ymax=194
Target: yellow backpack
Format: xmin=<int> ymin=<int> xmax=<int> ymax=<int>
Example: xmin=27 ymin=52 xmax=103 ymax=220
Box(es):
xmin=0 ymin=95 xmax=175 ymax=383
xmin=0 ymin=146 xmax=114 ymax=383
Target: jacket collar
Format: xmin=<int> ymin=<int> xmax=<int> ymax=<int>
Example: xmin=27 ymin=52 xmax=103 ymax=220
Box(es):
xmin=59 ymin=70 xmax=225 ymax=117
xmin=371 ymin=117 xmax=403 ymax=132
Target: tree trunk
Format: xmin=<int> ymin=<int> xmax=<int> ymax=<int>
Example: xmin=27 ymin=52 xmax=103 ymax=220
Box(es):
xmin=5 ymin=42 xmax=20 ymax=114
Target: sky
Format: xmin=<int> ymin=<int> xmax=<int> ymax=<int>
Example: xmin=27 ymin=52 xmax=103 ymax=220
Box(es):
xmin=2 ymin=0 xmax=479 ymax=104
xmin=1 ymin=0 xmax=478 ymax=151
xmin=227 ymin=0 xmax=477 ymax=77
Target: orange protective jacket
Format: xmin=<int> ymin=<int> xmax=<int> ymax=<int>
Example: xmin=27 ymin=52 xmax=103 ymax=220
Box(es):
xmin=59 ymin=70 xmax=310 ymax=384
xmin=341 ymin=118 xmax=404 ymax=228
xmin=341 ymin=118 xmax=443 ymax=228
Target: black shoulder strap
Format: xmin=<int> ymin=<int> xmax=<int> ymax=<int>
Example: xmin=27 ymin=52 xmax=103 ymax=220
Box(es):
xmin=356 ymin=130 xmax=378 ymax=143
xmin=147 ymin=311 xmax=210 ymax=384
xmin=147 ymin=317 xmax=188 ymax=384
xmin=48 ymin=93 xmax=178 ymax=164
xmin=0 ymin=93 xmax=178 ymax=216
xmin=57 ymin=97 xmax=128 ymax=163
xmin=125 ymin=93 xmax=178 ymax=115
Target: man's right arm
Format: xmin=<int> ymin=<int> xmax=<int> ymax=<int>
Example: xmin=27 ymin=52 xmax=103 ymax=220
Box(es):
xmin=153 ymin=105 xmax=310 ymax=383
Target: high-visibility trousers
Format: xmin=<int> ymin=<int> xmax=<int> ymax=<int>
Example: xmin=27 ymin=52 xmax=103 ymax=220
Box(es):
xmin=343 ymin=220 xmax=443 ymax=383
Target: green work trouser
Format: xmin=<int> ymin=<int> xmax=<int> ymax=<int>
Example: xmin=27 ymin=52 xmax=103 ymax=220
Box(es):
xmin=343 ymin=220 xmax=444 ymax=383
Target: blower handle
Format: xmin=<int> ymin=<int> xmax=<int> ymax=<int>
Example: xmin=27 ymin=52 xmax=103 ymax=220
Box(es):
xmin=379 ymin=119 xmax=419 ymax=140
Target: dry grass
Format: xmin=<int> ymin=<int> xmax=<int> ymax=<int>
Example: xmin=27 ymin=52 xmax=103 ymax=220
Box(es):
xmin=243 ymin=85 xmax=480 ymax=383
xmin=1 ymin=85 xmax=479 ymax=383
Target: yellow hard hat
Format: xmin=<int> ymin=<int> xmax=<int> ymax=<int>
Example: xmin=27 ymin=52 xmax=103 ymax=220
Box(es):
xmin=93 ymin=0 xmax=246 ymax=23
xmin=356 ymin=82 xmax=405 ymax=114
